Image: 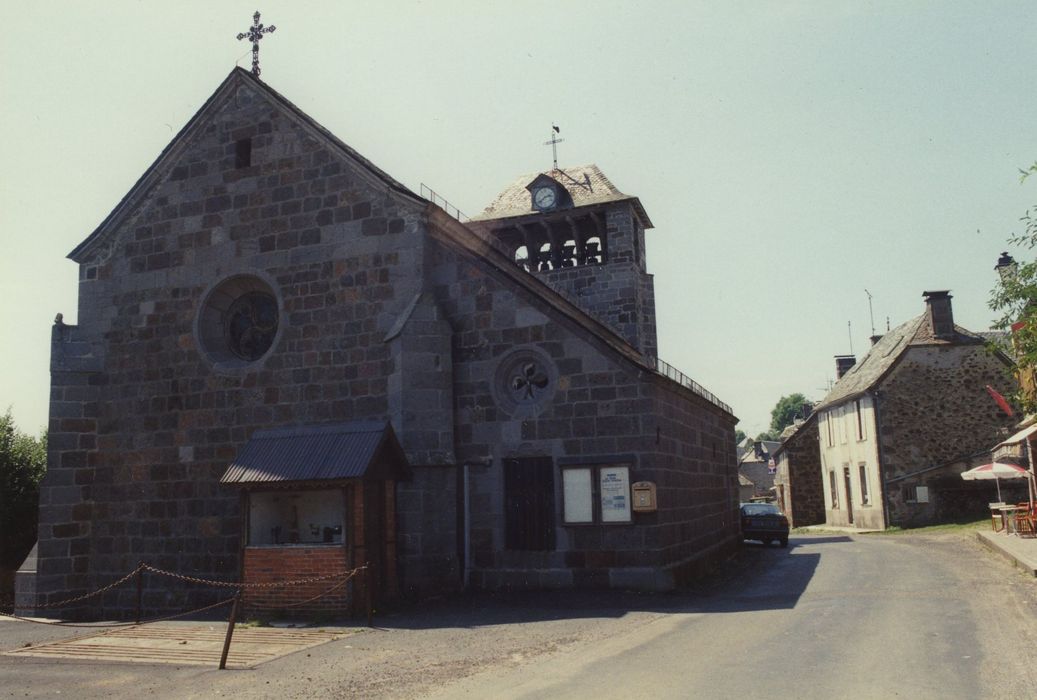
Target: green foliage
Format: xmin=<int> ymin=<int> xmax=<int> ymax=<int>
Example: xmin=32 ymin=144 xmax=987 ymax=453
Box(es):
xmin=754 ymin=431 xmax=774 ymax=441
xmin=0 ymin=411 xmax=47 ymax=569
xmin=734 ymin=429 xmax=747 ymax=444
xmin=989 ymin=163 xmax=1037 ymax=412
xmin=769 ymin=393 xmax=809 ymax=436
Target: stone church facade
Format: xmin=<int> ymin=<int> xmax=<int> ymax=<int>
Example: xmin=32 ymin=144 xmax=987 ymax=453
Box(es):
xmin=31 ymin=68 xmax=738 ymax=617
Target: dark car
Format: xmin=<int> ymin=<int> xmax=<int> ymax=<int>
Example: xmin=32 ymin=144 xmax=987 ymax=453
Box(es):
xmin=740 ymin=502 xmax=789 ymax=547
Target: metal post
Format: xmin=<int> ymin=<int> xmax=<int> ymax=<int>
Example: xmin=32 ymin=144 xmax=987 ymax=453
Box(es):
xmin=365 ymin=565 xmax=373 ymax=628
xmin=219 ymin=590 xmax=242 ymax=670
xmin=135 ymin=563 xmax=144 ymax=625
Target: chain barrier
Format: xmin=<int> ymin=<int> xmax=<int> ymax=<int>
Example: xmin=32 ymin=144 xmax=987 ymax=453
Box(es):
xmin=140 ymin=563 xmax=367 ymax=589
xmin=0 ymin=596 xmax=235 ymax=629
xmin=4 ymin=562 xmax=369 ymax=628
xmin=30 ymin=564 xmax=146 ymax=610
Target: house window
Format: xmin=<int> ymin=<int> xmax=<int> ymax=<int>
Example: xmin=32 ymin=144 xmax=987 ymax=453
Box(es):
xmin=562 ymin=465 xmax=632 ymax=524
xmin=247 ymin=490 xmax=344 ymax=546
xmin=859 ymin=464 xmax=870 ymax=505
xmin=825 ymin=414 xmax=834 ymax=447
xmin=829 ymin=470 xmax=839 ymax=508
xmin=902 ymin=485 xmax=929 ymax=504
xmin=504 ymin=457 xmax=556 ymax=550
xmin=855 ymin=399 xmax=866 ymax=440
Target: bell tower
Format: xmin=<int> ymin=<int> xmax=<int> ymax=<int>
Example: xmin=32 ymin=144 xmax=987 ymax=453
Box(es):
xmin=468 ymin=165 xmax=657 ymax=358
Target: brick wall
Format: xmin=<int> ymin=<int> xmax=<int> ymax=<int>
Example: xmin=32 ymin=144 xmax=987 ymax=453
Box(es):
xmin=242 ymin=547 xmax=353 ymax=614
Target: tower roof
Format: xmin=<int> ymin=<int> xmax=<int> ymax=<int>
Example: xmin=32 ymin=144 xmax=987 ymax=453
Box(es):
xmin=472 ymin=164 xmax=652 ymax=227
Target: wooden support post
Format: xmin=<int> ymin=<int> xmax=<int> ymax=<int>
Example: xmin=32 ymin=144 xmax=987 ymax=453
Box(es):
xmin=219 ymin=590 xmax=242 ymax=670
xmin=365 ymin=565 xmax=373 ymax=628
xmin=135 ymin=563 xmax=144 ymax=625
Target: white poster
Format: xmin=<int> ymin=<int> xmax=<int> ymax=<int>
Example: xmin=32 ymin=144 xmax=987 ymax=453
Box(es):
xmin=563 ymin=468 xmax=593 ymax=523
xmin=600 ymin=466 xmax=631 ymax=523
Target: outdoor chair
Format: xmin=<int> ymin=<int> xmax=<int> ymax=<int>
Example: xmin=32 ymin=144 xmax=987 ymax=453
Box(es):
xmin=1013 ymin=504 xmax=1036 ymax=538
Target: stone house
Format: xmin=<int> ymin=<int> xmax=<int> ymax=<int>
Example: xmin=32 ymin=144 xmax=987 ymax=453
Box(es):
xmin=771 ymin=413 xmax=825 ymax=527
xmin=24 ymin=68 xmax=739 ymax=618
xmin=814 ymin=291 xmax=1016 ymax=529
xmin=737 ymin=440 xmax=779 ymax=501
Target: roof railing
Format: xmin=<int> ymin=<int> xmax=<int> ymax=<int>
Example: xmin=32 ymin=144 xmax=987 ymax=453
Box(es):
xmin=650 ymin=356 xmax=732 ymax=414
xmin=420 ymin=183 xmax=468 ymax=222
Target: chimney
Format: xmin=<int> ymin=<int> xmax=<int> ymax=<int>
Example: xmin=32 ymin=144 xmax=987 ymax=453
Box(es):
xmin=922 ymin=290 xmax=954 ymax=341
xmin=835 ymin=355 xmax=856 ymax=379
xmin=869 ymin=334 xmax=884 ymax=346
xmin=995 ymin=252 xmax=1017 ymax=285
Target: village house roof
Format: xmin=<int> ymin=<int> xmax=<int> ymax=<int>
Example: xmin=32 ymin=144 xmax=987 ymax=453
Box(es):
xmin=471 ymin=164 xmax=653 ymax=227
xmin=814 ymin=313 xmax=989 ymax=412
xmin=771 ymin=412 xmax=818 ymax=459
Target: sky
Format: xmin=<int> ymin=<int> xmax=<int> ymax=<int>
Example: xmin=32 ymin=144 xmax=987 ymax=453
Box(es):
xmin=3 ymin=1 xmax=1037 ymax=439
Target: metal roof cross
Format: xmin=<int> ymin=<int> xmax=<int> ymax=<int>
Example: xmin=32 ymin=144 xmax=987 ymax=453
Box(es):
xmin=237 ymin=10 xmax=276 ymax=78
xmin=543 ymin=124 xmax=564 ymax=170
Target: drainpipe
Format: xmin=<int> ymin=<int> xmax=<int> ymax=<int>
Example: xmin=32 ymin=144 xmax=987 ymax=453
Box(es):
xmin=463 ymin=462 xmax=471 ymax=590
xmin=871 ymin=390 xmax=892 ymax=529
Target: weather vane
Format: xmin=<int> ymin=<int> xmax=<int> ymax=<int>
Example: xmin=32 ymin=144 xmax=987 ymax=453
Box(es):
xmin=544 ymin=124 xmax=564 ymax=170
xmin=237 ymin=11 xmax=276 ymax=78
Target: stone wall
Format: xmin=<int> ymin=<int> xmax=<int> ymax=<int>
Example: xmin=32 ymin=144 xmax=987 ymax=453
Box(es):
xmin=529 ymin=207 xmax=657 ymax=358
xmin=773 ymin=419 xmax=825 ymax=528
xmin=877 ymin=345 xmax=1016 ymax=526
xmin=38 ymin=78 xmax=432 ymax=617
xmin=427 ymin=237 xmax=737 ymax=591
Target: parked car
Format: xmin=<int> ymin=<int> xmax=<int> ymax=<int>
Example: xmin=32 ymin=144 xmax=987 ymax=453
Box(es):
xmin=740 ymin=502 xmax=789 ymax=547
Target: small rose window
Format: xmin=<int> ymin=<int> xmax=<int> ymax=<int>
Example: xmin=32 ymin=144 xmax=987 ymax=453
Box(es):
xmin=494 ymin=348 xmax=558 ymax=416
xmin=198 ymin=275 xmax=280 ymax=367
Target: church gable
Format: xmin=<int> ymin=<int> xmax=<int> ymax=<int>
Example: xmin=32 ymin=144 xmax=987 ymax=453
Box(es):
xmin=70 ymin=68 xmax=424 ymax=272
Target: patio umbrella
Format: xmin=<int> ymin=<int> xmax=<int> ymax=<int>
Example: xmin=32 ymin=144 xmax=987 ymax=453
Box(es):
xmin=960 ymin=462 xmax=1034 ymax=504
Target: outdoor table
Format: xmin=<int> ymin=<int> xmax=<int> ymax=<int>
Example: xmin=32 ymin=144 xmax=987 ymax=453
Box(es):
xmin=996 ymin=505 xmax=1024 ymax=535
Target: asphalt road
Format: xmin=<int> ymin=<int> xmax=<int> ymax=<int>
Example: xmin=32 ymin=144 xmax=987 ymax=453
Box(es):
xmin=2 ymin=532 xmax=1036 ymax=699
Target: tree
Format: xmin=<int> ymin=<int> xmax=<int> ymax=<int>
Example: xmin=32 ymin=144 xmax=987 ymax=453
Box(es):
xmin=735 ymin=429 xmax=747 ymax=444
xmin=990 ymin=163 xmax=1037 ymax=411
xmin=0 ymin=411 xmax=47 ymax=571
xmin=769 ymin=393 xmax=810 ymax=437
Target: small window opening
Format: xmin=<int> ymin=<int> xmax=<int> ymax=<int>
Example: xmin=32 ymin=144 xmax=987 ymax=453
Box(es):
xmin=235 ymin=138 xmax=252 ymax=169
xmin=514 ymin=245 xmax=531 ymax=272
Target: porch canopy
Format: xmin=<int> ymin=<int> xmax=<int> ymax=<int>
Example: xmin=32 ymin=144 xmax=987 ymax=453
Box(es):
xmin=220 ymin=420 xmax=408 ymax=486
xmin=994 ymin=423 xmax=1037 ymax=450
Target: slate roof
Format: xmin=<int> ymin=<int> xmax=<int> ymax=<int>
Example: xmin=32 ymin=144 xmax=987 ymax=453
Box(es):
xmin=221 ymin=421 xmax=407 ymax=485
xmin=815 ymin=313 xmax=988 ymax=412
xmin=772 ymin=412 xmax=818 ymax=458
xmin=471 ymin=164 xmax=652 ymax=226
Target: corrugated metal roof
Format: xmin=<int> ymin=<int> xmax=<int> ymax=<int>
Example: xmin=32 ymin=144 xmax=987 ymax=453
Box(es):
xmin=221 ymin=421 xmax=404 ymax=485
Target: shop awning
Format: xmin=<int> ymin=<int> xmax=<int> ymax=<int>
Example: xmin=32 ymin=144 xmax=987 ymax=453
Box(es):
xmin=994 ymin=423 xmax=1037 ymax=449
xmin=220 ymin=421 xmax=408 ymax=485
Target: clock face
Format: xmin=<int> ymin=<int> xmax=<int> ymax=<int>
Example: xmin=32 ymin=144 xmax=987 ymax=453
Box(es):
xmin=533 ymin=186 xmax=557 ymax=210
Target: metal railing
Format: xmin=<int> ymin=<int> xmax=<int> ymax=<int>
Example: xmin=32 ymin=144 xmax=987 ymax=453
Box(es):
xmin=651 ymin=357 xmax=732 ymax=414
xmin=420 ymin=183 xmax=468 ymax=222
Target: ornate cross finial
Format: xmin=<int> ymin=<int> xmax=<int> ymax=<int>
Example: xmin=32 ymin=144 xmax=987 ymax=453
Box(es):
xmin=237 ymin=10 xmax=276 ymax=78
xmin=543 ymin=124 xmax=564 ymax=170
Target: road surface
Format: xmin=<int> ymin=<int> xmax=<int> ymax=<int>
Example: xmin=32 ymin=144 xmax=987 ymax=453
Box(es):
xmin=2 ymin=531 xmax=1035 ymax=699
